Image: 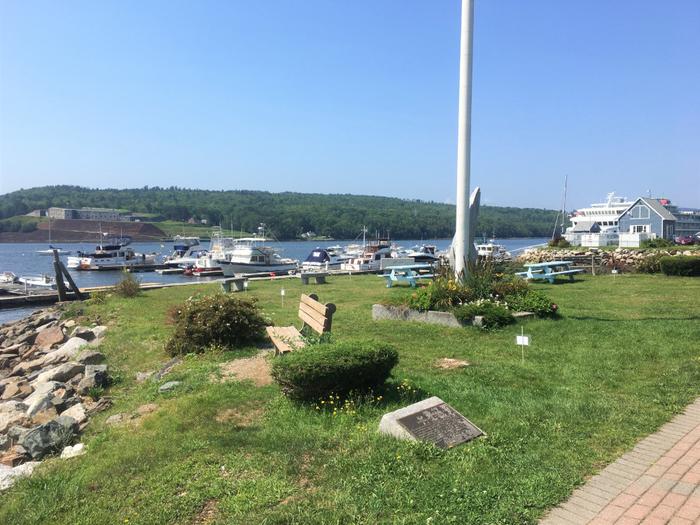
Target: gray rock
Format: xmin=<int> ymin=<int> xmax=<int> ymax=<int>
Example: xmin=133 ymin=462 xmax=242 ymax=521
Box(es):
xmin=105 ymin=413 xmax=127 ymax=426
xmin=371 ymin=304 xmax=462 ymax=328
xmin=55 ymin=415 xmax=79 ymax=433
xmin=75 ymin=350 xmax=105 ymax=365
xmin=18 ymin=420 xmax=76 ymax=459
xmin=154 ymin=358 xmax=181 ymax=381
xmin=135 ymin=371 xmax=154 ymax=383
xmin=25 ymin=393 xmax=54 ymax=417
xmin=70 ymin=326 xmax=95 ymax=341
xmin=23 ymin=381 xmax=63 ymax=410
xmin=90 ymin=326 xmax=108 ymax=340
xmin=0 ymin=461 xmax=40 ymax=491
xmin=158 ymin=381 xmax=181 ymax=393
xmin=76 ymin=365 xmax=109 ymax=395
xmin=6 ymin=425 xmax=30 ymax=442
xmin=33 ymin=362 xmax=84 ymax=385
xmin=60 ymin=403 xmax=87 ymax=425
xmin=0 ymin=434 xmax=8 ymax=451
xmin=60 ymin=443 xmax=85 ymax=459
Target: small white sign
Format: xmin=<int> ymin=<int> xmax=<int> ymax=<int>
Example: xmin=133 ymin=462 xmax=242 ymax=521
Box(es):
xmin=516 ymin=335 xmax=530 ymax=346
xmin=280 ymin=288 xmax=285 ymax=296
xmin=611 ymin=269 xmax=619 ymax=275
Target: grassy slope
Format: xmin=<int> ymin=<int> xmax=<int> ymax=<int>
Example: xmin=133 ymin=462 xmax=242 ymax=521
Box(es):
xmin=1 ymin=274 xmax=699 ymax=524
xmin=150 ymin=221 xmax=250 ymax=239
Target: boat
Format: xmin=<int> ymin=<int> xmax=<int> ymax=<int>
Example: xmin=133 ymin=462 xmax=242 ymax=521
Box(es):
xmin=163 ymin=236 xmax=207 ymax=267
xmin=340 ymin=238 xmax=397 ymax=271
xmin=0 ymin=271 xmax=18 ymax=284
xmin=476 ymin=242 xmax=511 ymax=261
xmin=212 ymin=224 xmax=298 ymax=276
xmin=399 ymin=244 xmax=439 ymax=264
xmin=301 ymin=246 xmax=352 ymax=271
xmin=18 ymin=275 xmax=57 ymax=289
xmin=37 ymin=218 xmax=72 ymax=255
xmin=564 ymin=192 xmax=635 ymax=245
xmin=66 ymin=236 xmax=157 ymax=270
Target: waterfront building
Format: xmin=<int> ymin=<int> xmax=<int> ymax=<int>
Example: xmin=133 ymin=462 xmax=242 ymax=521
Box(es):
xmin=47 ymin=207 xmax=126 ymax=222
xmin=618 ymin=198 xmax=676 ymax=247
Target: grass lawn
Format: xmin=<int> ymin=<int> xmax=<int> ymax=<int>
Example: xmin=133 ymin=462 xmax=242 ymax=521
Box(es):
xmin=1 ymin=274 xmax=699 ymax=524
xmin=149 ymin=221 xmax=250 ymax=239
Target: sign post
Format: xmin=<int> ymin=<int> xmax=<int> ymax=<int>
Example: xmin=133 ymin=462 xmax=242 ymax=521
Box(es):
xmin=280 ymin=287 xmax=285 ymax=307
xmin=516 ymin=327 xmax=530 ymax=364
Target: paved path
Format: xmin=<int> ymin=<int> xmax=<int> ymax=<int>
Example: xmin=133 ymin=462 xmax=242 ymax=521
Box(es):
xmin=541 ymin=398 xmax=700 ymax=524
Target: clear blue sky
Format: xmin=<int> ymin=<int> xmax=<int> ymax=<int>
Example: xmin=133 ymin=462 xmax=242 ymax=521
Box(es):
xmin=1 ymin=0 xmax=698 ymax=209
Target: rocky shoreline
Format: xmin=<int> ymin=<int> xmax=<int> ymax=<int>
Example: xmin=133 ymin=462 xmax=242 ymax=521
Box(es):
xmin=0 ymin=308 xmax=110 ymax=491
xmin=517 ymin=247 xmax=699 ymax=270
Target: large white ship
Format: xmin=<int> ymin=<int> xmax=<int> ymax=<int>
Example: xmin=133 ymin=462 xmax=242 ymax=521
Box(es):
xmin=564 ymin=192 xmax=635 ymax=246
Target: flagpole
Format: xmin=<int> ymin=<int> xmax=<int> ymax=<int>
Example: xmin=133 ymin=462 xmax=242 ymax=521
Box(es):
xmin=454 ymin=0 xmax=474 ymax=278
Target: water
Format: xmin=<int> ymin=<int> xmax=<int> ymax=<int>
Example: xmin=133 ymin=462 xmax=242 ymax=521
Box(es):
xmin=0 ymin=238 xmax=547 ymax=321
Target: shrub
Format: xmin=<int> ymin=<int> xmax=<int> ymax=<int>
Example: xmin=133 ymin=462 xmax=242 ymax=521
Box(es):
xmin=548 ymin=238 xmax=571 ymax=248
xmin=491 ymin=275 xmax=530 ymax=299
xmin=641 ymin=238 xmax=673 ymax=248
xmin=659 ymin=256 xmax=700 ymax=277
xmin=635 ymin=254 xmax=663 ymax=274
xmin=504 ymin=289 xmax=558 ymax=317
xmin=113 ymin=271 xmax=141 ymax=297
xmin=462 ymin=261 xmax=497 ymax=300
xmin=406 ymin=276 xmax=473 ymax=311
xmin=453 ymin=300 xmax=515 ymax=329
xmin=270 ymin=341 xmax=399 ymax=402
xmin=165 ymin=294 xmax=267 ymax=355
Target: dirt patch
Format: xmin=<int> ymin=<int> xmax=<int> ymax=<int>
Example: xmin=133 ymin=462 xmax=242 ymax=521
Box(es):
xmin=214 ymin=353 xmax=272 ymax=387
xmin=215 ymin=407 xmax=264 ymax=427
xmin=192 ymin=499 xmax=219 ymax=525
xmin=435 ymin=358 xmax=470 ymax=369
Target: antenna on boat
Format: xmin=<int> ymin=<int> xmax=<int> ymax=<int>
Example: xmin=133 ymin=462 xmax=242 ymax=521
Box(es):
xmin=551 ymin=175 xmax=568 ymax=242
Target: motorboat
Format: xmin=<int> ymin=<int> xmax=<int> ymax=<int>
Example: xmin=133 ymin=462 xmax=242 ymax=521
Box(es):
xmin=163 ymin=236 xmax=207 ymax=267
xmin=400 ymin=244 xmax=439 ymax=264
xmin=340 ymin=238 xmax=397 ymax=271
xmin=18 ymin=275 xmax=57 ymax=289
xmin=67 ymin=236 xmax=157 ymax=270
xmin=216 ymin=237 xmax=298 ymax=275
xmin=0 ymin=271 xmax=18 ymax=284
xmin=476 ymin=242 xmax=511 ymax=261
xmin=301 ymin=246 xmax=352 ymax=271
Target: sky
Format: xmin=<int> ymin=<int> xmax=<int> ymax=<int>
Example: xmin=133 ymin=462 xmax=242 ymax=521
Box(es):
xmin=1 ymin=0 xmax=698 ymax=210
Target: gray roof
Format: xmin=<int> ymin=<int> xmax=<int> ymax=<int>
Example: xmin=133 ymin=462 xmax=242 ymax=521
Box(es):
xmin=640 ymin=198 xmax=677 ymax=221
xmin=571 ymin=220 xmax=601 ymax=233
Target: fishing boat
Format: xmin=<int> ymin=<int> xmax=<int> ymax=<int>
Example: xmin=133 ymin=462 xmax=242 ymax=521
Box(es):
xmin=476 ymin=242 xmax=511 ymax=261
xmin=66 ymin=236 xmax=157 ymax=270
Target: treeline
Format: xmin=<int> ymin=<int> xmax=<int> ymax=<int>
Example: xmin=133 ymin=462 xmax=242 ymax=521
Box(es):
xmin=0 ymin=186 xmax=558 ymax=240
xmin=0 ymin=218 xmax=38 ymax=233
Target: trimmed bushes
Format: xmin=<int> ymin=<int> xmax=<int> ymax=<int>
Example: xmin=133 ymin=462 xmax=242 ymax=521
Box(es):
xmin=166 ymin=294 xmax=267 ymax=355
xmin=504 ymin=290 xmax=558 ymax=317
xmin=271 ymin=341 xmax=399 ymax=402
xmin=453 ymin=301 xmax=514 ymax=329
xmin=659 ymin=256 xmax=700 ymax=277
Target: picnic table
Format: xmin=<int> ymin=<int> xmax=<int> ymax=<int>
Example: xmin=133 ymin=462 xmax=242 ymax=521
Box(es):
xmin=380 ymin=264 xmax=434 ymax=288
xmin=515 ymin=260 xmax=583 ymax=284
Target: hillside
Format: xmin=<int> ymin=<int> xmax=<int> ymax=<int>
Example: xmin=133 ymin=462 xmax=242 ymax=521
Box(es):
xmin=0 ymin=219 xmax=166 ymax=242
xmin=0 ymin=186 xmax=560 ymax=240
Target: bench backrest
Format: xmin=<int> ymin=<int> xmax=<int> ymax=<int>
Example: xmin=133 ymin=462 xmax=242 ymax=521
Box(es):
xmin=298 ymin=293 xmax=336 ymax=334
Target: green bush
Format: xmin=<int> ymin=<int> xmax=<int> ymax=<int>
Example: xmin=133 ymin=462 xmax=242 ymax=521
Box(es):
xmin=270 ymin=341 xmax=399 ymax=402
xmin=641 ymin=238 xmax=673 ymax=248
xmin=453 ymin=301 xmax=515 ymax=329
xmin=659 ymin=256 xmax=700 ymax=277
xmin=165 ymin=294 xmax=267 ymax=355
xmin=504 ymin=290 xmax=558 ymax=317
xmin=635 ymin=254 xmax=663 ymax=274
xmin=548 ymin=238 xmax=571 ymax=248
xmin=406 ymin=277 xmax=473 ymax=311
xmin=113 ymin=271 xmax=141 ymax=297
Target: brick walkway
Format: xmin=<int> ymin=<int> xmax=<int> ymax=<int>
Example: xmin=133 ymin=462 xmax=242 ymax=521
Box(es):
xmin=541 ymin=398 xmax=700 ymax=524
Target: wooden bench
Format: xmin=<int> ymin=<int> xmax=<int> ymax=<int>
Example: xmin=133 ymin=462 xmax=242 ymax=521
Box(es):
xmin=299 ymin=272 xmax=328 ymax=285
xmin=266 ymin=293 xmax=336 ymax=354
xmin=220 ymin=277 xmax=248 ymax=292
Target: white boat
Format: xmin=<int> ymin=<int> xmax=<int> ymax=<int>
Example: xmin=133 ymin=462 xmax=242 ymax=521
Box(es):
xmin=216 ymin=237 xmax=298 ymax=275
xmin=66 ymin=237 xmax=157 ymax=270
xmin=18 ymin=274 xmax=57 ymax=289
xmin=476 ymin=242 xmax=511 ymax=261
xmin=163 ymin=236 xmax=207 ymax=267
xmin=0 ymin=271 xmax=18 ymax=284
xmin=301 ymin=246 xmax=352 ymax=271
xmin=340 ymin=239 xmax=397 ymax=271
xmin=399 ymin=244 xmax=439 ymax=264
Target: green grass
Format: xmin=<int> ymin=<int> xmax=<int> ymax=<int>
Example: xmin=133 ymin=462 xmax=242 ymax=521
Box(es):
xmin=149 ymin=221 xmax=250 ymax=239
xmin=1 ymin=274 xmax=699 ymax=524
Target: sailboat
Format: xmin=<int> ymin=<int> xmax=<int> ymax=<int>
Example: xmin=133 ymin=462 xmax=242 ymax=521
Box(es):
xmin=37 ymin=216 xmax=72 ymax=256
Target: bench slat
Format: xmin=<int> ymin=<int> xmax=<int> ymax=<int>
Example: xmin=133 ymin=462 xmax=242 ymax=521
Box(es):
xmin=266 ymin=326 xmax=305 ymax=353
xmin=298 ymin=305 xmax=327 ymax=334
xmin=300 ymin=293 xmax=328 ymax=315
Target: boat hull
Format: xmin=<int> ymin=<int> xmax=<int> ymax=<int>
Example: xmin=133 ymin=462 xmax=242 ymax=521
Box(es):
xmin=218 ymin=261 xmax=297 ymax=276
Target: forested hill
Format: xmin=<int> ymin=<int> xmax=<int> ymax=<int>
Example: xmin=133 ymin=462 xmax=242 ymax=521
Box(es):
xmin=0 ymin=186 xmax=558 ymax=240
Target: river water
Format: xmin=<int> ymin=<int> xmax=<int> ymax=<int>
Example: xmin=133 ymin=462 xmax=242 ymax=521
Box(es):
xmin=0 ymin=237 xmax=546 ymax=324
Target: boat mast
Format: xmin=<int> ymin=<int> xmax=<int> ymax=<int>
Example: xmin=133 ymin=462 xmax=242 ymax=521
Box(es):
xmin=552 ymin=175 xmax=568 ymax=241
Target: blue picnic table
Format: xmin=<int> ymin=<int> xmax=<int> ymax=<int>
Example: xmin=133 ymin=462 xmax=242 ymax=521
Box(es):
xmin=515 ymin=260 xmax=584 ymax=284
xmin=380 ymin=264 xmax=434 ymax=288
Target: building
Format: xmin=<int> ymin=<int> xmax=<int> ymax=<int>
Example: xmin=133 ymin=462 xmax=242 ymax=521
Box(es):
xmin=659 ymin=199 xmax=700 ymax=239
xmin=617 ymin=198 xmax=676 ymax=247
xmin=47 ymin=207 xmax=125 ymax=222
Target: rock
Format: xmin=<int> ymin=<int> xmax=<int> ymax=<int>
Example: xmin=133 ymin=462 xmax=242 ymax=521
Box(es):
xmin=6 ymin=425 xmax=30 ymax=442
xmin=70 ymin=326 xmax=95 ymax=341
xmin=33 ymin=362 xmax=84 ymax=385
xmin=85 ymin=397 xmax=112 ymax=415
xmin=90 ymin=326 xmax=108 ymax=340
xmin=34 ymin=326 xmax=65 ymax=350
xmin=1 ymin=380 xmax=32 ymax=400
xmin=154 ymin=357 xmax=182 ymax=381
xmin=371 ymin=304 xmax=462 ymax=328
xmin=62 ymin=320 xmax=76 ymax=329
xmin=31 ymin=406 xmax=58 ymax=425
xmin=18 ymin=420 xmax=75 ymax=459
xmin=60 ymin=403 xmax=87 ymax=425
xmin=158 ymin=381 xmax=181 ymax=393
xmin=60 ymin=443 xmax=85 ymax=459
xmin=0 ymin=435 xmax=8 ymax=452
xmin=105 ymin=413 xmax=127 ymax=426
xmin=0 ymin=445 xmax=28 ymax=467
xmin=75 ymin=350 xmax=105 ymax=365
xmin=136 ymin=403 xmax=158 ymax=416
xmin=55 ymin=415 xmax=79 ymax=434
xmin=472 ymin=315 xmax=484 ymax=328
xmin=23 ymin=381 xmax=62 ymax=407
xmin=0 ymin=461 xmax=40 ymax=491
xmin=0 ymin=354 xmax=18 ymax=370
xmin=77 ymin=365 xmax=109 ymax=395
xmin=39 ymin=337 xmax=89 ymax=367
xmin=135 ymin=371 xmax=154 ymax=383
xmin=13 ymin=331 xmax=37 ymax=347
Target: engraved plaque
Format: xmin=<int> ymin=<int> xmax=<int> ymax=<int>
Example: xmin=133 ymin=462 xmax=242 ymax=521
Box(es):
xmin=396 ymin=402 xmax=483 ymax=449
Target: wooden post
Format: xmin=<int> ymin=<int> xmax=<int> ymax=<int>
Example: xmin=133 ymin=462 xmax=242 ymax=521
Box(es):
xmin=60 ymin=262 xmax=83 ymax=300
xmin=591 ymin=254 xmax=596 ymax=276
xmin=52 ymin=250 xmax=67 ymax=302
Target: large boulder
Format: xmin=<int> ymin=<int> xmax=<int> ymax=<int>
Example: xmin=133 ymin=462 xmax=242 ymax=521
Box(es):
xmin=33 ymin=362 xmax=84 ymax=385
xmin=60 ymin=403 xmax=87 ymax=425
xmin=40 ymin=338 xmax=89 ymax=367
xmin=23 ymin=381 xmax=63 ymax=415
xmin=70 ymin=327 xmax=95 ymax=342
xmin=34 ymin=326 xmax=65 ymax=350
xmin=0 ymin=460 xmax=40 ymax=491
xmin=0 ymin=380 xmax=32 ymax=401
xmin=18 ymin=419 xmax=77 ymax=460
xmin=77 ymin=365 xmax=109 ymax=395
xmin=75 ymin=350 xmax=105 ymax=366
